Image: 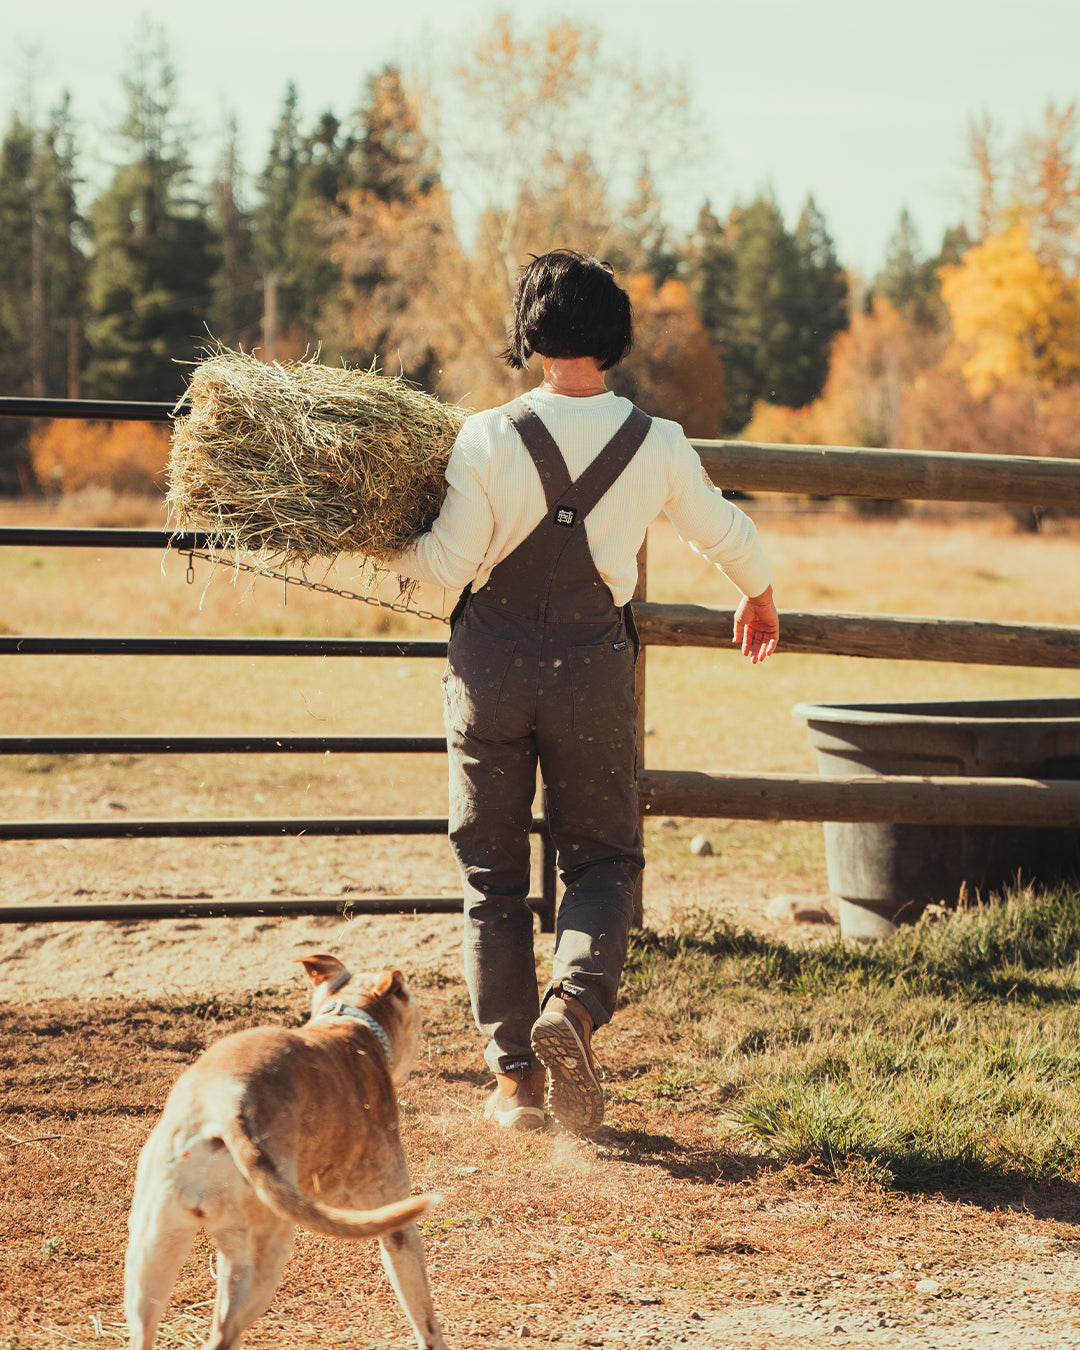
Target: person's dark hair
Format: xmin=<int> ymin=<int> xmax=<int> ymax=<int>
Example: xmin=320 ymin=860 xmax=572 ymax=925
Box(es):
xmin=500 ymin=249 xmax=634 ymax=371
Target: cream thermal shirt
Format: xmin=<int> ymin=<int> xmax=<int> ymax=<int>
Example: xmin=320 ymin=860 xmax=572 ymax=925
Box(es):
xmin=390 ymin=388 xmax=771 ymax=606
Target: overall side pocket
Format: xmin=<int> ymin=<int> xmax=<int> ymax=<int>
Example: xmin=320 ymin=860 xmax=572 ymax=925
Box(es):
xmin=443 ymin=625 xmax=517 ymax=737
xmin=566 ymin=641 xmax=637 ymax=744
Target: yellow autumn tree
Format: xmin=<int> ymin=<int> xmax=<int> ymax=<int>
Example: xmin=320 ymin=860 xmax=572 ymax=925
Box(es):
xmin=321 ymin=68 xmax=470 ymax=392
xmin=939 ymin=223 xmax=1080 ymax=398
xmin=942 ymin=103 xmax=1080 ymax=402
xmin=740 ymin=102 xmax=1080 ymax=509
xmin=432 ymin=11 xmax=703 ymax=404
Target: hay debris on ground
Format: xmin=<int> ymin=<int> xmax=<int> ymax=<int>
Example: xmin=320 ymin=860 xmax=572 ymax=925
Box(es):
xmin=167 ymin=347 xmax=468 ymax=569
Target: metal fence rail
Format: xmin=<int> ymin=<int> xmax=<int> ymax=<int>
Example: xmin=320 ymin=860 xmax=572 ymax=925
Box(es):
xmin=0 ymin=735 xmax=447 ymax=754
xmin=0 ymin=397 xmax=185 ymax=422
xmin=1 ymin=635 xmax=447 ymax=657
xmin=9 ymin=896 xmax=473 ymax=924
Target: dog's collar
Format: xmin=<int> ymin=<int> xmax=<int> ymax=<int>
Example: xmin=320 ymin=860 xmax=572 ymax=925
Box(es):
xmin=317 ymin=1000 xmax=394 ymax=1071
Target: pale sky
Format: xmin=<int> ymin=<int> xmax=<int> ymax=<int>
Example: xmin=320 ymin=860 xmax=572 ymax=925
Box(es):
xmin=3 ymin=0 xmax=1077 ymax=275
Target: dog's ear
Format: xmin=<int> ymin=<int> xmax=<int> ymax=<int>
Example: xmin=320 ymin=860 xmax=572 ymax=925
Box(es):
xmin=296 ymin=953 xmax=348 ymax=987
xmin=372 ymin=968 xmax=410 ymax=1002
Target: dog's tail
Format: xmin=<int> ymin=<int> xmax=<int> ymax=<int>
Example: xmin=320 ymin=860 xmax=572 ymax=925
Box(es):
xmin=221 ymin=1122 xmax=441 ymax=1239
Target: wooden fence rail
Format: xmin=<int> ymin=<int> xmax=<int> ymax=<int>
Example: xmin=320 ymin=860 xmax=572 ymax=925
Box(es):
xmin=638 ymin=770 xmax=1080 ymax=828
xmin=634 ymin=603 xmax=1080 ymax=668
xmin=695 ymin=441 xmax=1080 ymax=507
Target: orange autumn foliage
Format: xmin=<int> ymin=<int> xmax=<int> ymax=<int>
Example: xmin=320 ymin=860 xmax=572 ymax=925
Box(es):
xmin=612 ymin=274 xmax=726 ymax=437
xmin=28 ymin=420 xmax=171 ymax=496
xmin=737 ymin=106 xmax=1080 ymax=491
xmin=911 ymin=364 xmax=1080 ymax=462
xmin=742 ymin=298 xmax=937 ymax=449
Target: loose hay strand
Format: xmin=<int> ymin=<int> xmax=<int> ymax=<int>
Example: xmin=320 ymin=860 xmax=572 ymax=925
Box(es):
xmin=166 ymin=347 xmax=469 ymax=571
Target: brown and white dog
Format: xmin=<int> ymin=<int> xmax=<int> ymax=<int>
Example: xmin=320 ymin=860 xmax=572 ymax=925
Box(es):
xmin=125 ymin=954 xmax=448 ymax=1350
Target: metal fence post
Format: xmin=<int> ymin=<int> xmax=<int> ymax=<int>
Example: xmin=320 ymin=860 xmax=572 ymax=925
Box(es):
xmin=633 ymin=538 xmax=648 ymax=928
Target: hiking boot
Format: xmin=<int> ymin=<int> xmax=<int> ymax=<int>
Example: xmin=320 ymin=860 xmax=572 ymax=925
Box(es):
xmin=531 ymin=992 xmax=605 ymax=1134
xmin=483 ymin=1065 xmax=547 ymax=1131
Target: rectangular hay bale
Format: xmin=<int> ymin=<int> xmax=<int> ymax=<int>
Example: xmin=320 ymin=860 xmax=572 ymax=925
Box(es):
xmin=167 ymin=348 xmax=468 ymax=567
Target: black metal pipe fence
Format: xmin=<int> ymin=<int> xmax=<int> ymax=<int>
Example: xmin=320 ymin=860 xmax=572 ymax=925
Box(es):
xmin=0 ymin=397 xmax=186 ymax=422
xmin=1 ymin=395 xmax=556 ymax=927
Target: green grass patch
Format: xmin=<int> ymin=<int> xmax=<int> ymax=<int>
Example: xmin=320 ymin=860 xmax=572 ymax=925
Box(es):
xmin=622 ymin=885 xmax=1080 ymax=1191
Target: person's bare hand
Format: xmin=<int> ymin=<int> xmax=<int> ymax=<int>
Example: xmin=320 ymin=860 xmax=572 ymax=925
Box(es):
xmin=733 ymin=586 xmax=779 ymax=664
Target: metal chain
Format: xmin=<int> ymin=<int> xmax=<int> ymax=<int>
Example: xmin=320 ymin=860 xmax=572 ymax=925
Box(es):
xmin=182 ymin=548 xmax=450 ymax=625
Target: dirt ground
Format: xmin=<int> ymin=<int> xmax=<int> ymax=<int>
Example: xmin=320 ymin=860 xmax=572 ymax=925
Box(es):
xmin=4 ymin=847 xmax=1080 ymax=1350
xmin=0 ymin=810 xmax=836 ymax=1002
xmin=3 ymin=975 xmax=1080 ymax=1350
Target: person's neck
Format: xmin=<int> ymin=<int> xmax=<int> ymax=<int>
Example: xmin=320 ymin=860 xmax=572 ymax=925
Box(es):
xmin=538 ymin=356 xmax=608 ymax=398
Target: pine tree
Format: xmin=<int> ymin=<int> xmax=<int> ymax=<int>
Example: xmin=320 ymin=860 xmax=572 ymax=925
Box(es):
xmin=0 ymin=98 xmax=85 ymax=399
xmin=874 ymin=208 xmax=946 ymax=330
xmin=0 ymin=96 xmax=85 ymax=492
xmin=686 ymin=193 xmax=848 ymax=432
xmin=37 ymin=96 xmax=86 ymax=396
xmin=83 ymin=30 xmax=217 ymax=400
xmin=727 ymin=193 xmax=805 ymax=427
xmin=209 ymin=116 xmax=259 ymax=347
xmin=0 ymin=113 xmax=35 ymax=395
xmin=791 ymin=195 xmax=849 ymax=405
xmin=251 ymin=87 xmax=356 ymax=350
xmin=681 ymin=201 xmax=741 ymax=431
xmin=0 ymin=112 xmax=36 ymax=494
xmin=324 ymin=66 xmax=454 ymax=389
xmin=359 ymin=69 xmax=440 ymax=204
xmin=610 ymin=161 xmax=680 ymax=286
xmin=935 ymin=223 xmax=971 ymax=271
xmin=683 ymin=202 xmax=735 ymax=336
xmin=253 ymin=84 xmax=302 ymax=287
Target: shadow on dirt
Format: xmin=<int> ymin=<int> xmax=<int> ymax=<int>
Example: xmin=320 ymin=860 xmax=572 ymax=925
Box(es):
xmin=591 ymin=1122 xmax=786 ymax=1186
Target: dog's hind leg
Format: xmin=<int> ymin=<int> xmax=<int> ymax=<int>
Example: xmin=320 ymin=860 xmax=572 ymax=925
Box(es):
xmin=124 ymin=1204 xmax=199 ymax=1350
xmin=378 ymin=1224 xmax=449 ymax=1350
xmin=201 ymin=1217 xmax=294 ymax=1350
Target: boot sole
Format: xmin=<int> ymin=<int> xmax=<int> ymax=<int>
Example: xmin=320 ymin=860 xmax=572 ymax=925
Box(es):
xmin=531 ymin=1011 xmax=604 ymax=1134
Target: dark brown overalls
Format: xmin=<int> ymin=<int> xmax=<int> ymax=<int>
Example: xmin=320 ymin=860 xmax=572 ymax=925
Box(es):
xmin=443 ymin=398 xmax=652 ymax=1076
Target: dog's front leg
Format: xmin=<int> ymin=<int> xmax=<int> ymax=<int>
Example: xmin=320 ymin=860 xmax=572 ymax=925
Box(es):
xmin=378 ymin=1224 xmax=449 ymax=1350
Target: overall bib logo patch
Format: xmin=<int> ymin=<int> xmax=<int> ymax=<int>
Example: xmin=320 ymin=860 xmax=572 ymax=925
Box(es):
xmin=554 ymin=506 xmax=577 ymax=527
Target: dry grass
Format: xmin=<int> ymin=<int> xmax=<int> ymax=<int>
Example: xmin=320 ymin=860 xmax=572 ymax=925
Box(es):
xmin=167 ymin=347 xmax=468 ymax=567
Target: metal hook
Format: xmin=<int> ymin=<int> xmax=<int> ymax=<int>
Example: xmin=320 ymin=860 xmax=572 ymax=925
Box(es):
xmin=185 ymin=551 xmax=195 ymax=585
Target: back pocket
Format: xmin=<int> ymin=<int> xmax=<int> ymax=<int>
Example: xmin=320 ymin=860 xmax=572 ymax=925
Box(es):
xmin=443 ymin=626 xmax=517 ymax=736
xmin=567 ymin=642 xmax=636 ymax=743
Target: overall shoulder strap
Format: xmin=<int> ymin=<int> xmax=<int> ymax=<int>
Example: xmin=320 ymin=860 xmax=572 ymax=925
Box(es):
xmin=501 ymin=399 xmax=572 ymax=507
xmin=560 ymin=406 xmax=652 ymax=518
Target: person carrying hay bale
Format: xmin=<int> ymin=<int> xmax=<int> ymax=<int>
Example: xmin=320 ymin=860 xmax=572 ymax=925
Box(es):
xmin=389 ymin=249 xmax=780 ymax=1135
